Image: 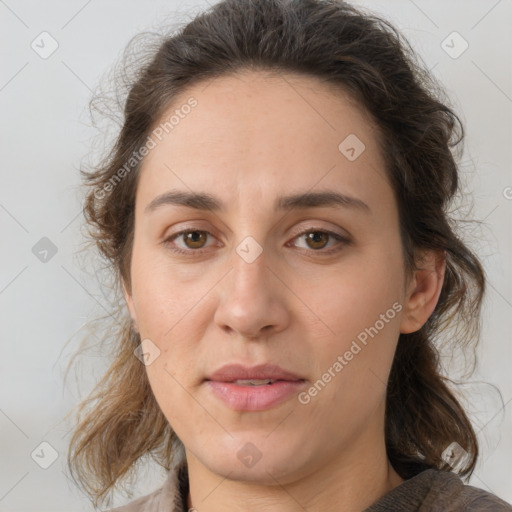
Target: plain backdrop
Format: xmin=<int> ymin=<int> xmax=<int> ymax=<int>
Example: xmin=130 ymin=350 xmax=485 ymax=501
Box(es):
xmin=0 ymin=0 xmax=511 ymax=510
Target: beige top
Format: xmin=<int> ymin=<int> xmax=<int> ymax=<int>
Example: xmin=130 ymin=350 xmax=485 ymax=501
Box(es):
xmin=108 ymin=460 xmax=512 ymax=511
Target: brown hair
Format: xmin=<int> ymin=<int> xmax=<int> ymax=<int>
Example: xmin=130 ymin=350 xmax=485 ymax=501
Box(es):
xmin=67 ymin=0 xmax=489 ymax=507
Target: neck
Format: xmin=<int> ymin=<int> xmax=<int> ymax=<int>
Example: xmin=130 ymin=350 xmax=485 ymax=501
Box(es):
xmin=185 ymin=408 xmax=404 ymax=512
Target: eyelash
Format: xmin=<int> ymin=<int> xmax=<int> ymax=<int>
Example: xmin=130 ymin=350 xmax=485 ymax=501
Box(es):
xmin=162 ymin=227 xmax=350 ymax=257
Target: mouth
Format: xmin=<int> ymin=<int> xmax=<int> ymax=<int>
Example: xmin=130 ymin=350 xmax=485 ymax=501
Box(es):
xmin=227 ymin=378 xmax=281 ymax=386
xmin=205 ymin=363 xmax=304 ymax=383
xmin=206 ymin=378 xmax=304 ymax=385
xmin=204 ymin=363 xmax=306 ymax=411
xmin=205 ymin=379 xmax=306 ymax=411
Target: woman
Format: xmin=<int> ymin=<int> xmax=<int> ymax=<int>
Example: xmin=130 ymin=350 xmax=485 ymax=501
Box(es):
xmin=67 ymin=0 xmax=512 ymax=510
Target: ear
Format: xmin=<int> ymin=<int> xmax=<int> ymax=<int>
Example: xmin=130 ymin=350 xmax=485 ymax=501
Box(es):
xmin=400 ymin=249 xmax=446 ymax=334
xmin=122 ymin=280 xmax=139 ymax=333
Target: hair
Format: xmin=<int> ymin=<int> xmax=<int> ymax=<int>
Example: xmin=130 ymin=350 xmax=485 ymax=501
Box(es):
xmin=66 ymin=0 xmax=489 ymax=508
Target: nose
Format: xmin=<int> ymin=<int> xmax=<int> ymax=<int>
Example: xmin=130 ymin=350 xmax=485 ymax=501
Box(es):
xmin=213 ymin=248 xmax=290 ymax=340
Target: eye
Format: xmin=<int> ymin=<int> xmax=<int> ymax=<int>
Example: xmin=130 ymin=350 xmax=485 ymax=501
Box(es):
xmin=162 ymin=227 xmax=350 ymax=256
xmin=163 ymin=229 xmax=217 ymax=255
xmin=289 ymin=228 xmax=349 ymax=255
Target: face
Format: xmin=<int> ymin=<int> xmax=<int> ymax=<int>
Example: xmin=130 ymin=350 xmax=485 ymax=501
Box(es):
xmin=123 ymin=70 xmax=435 ymax=484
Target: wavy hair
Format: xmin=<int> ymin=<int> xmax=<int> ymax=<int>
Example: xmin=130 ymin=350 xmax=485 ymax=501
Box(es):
xmin=66 ymin=0 xmax=488 ymax=507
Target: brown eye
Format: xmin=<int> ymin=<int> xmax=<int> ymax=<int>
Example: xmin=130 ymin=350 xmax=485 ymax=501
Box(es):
xmin=290 ymin=228 xmax=349 ymax=255
xmin=164 ymin=227 xmax=348 ymax=257
xmin=163 ymin=229 xmax=216 ymax=255
xmin=182 ymin=230 xmax=208 ymax=249
xmin=304 ymin=231 xmax=329 ymax=250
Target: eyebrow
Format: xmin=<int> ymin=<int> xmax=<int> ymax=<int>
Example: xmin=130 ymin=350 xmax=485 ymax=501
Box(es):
xmin=144 ymin=189 xmax=371 ymax=214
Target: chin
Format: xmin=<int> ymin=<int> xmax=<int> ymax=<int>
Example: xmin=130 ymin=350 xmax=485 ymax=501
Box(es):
xmin=199 ymin=437 xmax=311 ymax=484
xmin=212 ymin=457 xmax=297 ymax=484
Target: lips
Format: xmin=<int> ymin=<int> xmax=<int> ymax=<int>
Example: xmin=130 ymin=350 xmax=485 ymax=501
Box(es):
xmin=204 ymin=363 xmax=306 ymax=411
xmin=205 ymin=363 xmax=304 ymax=383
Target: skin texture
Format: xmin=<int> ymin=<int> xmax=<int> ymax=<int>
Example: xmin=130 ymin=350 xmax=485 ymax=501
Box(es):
xmin=123 ymin=70 xmax=445 ymax=512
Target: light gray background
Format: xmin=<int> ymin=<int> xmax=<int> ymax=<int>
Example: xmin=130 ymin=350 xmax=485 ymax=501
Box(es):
xmin=1 ymin=0 xmax=511 ymax=510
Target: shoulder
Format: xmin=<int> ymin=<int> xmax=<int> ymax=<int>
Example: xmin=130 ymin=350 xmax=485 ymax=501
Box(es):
xmin=416 ymin=469 xmax=512 ymax=511
xmin=106 ymin=460 xmax=188 ymax=512
xmin=365 ymin=468 xmax=512 ymax=511
xmin=107 ymin=487 xmax=163 ymax=512
xmin=423 ymin=469 xmax=511 ymax=511
xmin=451 ymin=481 xmax=512 ymax=511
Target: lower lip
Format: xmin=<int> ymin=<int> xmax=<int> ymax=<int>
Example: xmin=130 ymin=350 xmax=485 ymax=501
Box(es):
xmin=206 ymin=380 xmax=306 ymax=411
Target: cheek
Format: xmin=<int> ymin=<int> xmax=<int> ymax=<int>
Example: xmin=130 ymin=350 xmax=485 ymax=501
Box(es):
xmin=130 ymin=246 xmax=208 ymax=337
xmin=129 ymin=250 xmax=219 ymax=400
xmin=302 ymin=245 xmax=403 ymax=336
xmin=297 ymin=242 xmax=404 ymax=389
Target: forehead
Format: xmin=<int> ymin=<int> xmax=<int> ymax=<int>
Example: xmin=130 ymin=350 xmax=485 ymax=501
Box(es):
xmin=137 ymin=69 xmax=391 ymax=213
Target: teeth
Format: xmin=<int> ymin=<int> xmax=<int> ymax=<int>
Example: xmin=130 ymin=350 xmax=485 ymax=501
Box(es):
xmin=233 ymin=379 xmax=275 ymax=386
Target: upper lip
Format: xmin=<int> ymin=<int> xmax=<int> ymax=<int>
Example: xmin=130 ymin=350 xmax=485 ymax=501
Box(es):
xmin=206 ymin=363 xmax=304 ymax=382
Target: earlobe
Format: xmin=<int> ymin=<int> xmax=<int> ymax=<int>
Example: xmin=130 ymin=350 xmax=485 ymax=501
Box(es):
xmin=122 ymin=280 xmax=139 ymax=333
xmin=400 ymin=250 xmax=446 ymax=334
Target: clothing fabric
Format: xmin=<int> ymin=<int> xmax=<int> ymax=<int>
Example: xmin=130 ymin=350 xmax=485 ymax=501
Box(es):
xmin=108 ymin=460 xmax=512 ymax=512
